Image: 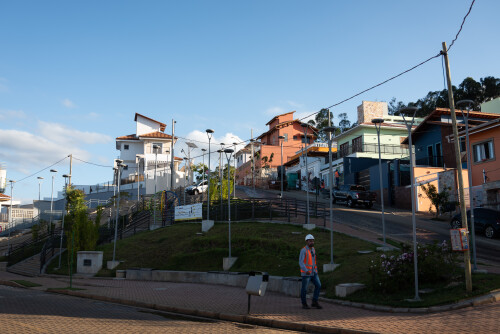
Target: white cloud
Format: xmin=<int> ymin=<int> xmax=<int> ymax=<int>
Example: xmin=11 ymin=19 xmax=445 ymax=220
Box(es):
xmin=0 ymin=109 xmax=26 ymax=120
xmin=38 ymin=121 xmax=112 ymax=145
xmin=0 ymin=122 xmax=112 ymax=175
xmin=62 ymin=98 xmax=77 ymax=108
xmin=286 ymin=100 xmax=304 ymax=108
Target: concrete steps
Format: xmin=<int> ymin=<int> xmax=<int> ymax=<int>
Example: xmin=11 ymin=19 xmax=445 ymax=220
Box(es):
xmin=7 ymin=253 xmax=41 ymax=277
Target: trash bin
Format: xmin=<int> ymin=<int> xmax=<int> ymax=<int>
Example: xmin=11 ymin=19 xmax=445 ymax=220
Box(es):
xmin=245 ymin=271 xmax=269 ymax=314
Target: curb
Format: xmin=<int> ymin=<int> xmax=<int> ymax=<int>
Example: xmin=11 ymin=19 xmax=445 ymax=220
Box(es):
xmin=319 ymin=289 xmax=500 ymax=314
xmin=45 ymin=288 xmax=377 ymax=334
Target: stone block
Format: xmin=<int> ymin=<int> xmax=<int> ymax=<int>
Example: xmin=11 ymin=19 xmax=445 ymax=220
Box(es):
xmin=201 ymin=220 xmax=214 ymax=232
xmin=222 ymin=257 xmax=237 ymax=271
xmin=116 ymin=270 xmax=126 ymax=278
xmin=107 ymin=260 xmax=120 ymax=270
xmin=323 ymin=263 xmax=340 ymax=273
xmin=335 ymin=283 xmax=365 ymax=297
xmin=302 ymin=224 xmax=315 ymax=230
xmin=76 ymin=251 xmax=103 ymax=275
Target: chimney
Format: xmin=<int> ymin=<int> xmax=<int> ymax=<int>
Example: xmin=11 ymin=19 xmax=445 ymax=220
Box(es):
xmin=357 ymin=101 xmax=388 ymax=124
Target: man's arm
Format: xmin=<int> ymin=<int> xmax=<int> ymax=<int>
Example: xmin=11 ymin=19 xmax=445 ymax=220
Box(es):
xmin=299 ymin=248 xmax=309 ymax=274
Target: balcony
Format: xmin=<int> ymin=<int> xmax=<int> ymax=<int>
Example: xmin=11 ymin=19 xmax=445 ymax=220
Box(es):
xmin=415 ymin=155 xmax=444 ymax=167
xmin=337 ymin=143 xmax=409 ymax=159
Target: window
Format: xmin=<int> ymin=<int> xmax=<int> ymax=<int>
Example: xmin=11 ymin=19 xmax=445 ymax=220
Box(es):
xmin=339 ymin=142 xmax=349 ymax=157
xmin=123 ymin=165 xmax=128 ymax=170
xmin=151 ymin=143 xmax=162 ymax=154
xmin=293 ymin=135 xmax=298 ymax=140
xmin=460 ymin=137 xmax=467 ymax=152
xmin=284 ymin=133 xmax=288 ymax=142
xmin=352 ymin=136 xmax=362 ymax=153
xmin=473 ymin=140 xmax=494 ymax=163
xmin=124 ymin=144 xmax=129 ymax=150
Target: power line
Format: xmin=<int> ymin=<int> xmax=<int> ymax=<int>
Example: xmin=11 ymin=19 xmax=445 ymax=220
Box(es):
xmin=14 ymin=156 xmax=69 ymax=183
xmin=447 ymin=0 xmax=475 ymax=52
xmin=72 ymin=156 xmax=113 ymax=168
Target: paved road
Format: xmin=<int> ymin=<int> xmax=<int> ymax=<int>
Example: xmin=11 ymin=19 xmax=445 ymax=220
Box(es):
xmin=236 ymin=186 xmax=500 ymax=266
xmin=0 ymin=285 xmax=297 ymax=334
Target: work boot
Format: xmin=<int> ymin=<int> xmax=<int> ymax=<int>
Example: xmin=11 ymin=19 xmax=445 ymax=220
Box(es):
xmin=311 ymin=301 xmax=322 ymax=309
xmin=302 ymin=303 xmax=310 ymax=309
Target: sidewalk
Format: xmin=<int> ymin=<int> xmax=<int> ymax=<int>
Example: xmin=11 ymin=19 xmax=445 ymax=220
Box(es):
xmin=0 ymin=270 xmax=498 ymax=333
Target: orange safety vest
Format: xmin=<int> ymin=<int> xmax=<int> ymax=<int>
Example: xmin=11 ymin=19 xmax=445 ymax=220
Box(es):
xmin=300 ymin=247 xmax=317 ymax=275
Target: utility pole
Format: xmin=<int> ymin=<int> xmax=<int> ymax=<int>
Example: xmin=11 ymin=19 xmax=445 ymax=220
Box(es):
xmin=442 ymin=41 xmax=472 ymax=292
xmin=68 ymin=154 xmax=73 ymax=186
xmin=251 ymin=129 xmax=254 ymax=191
xmin=170 ymin=119 xmax=175 ymax=191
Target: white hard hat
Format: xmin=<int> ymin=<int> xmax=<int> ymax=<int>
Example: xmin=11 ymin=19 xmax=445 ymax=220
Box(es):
xmin=305 ymin=234 xmax=315 ymax=241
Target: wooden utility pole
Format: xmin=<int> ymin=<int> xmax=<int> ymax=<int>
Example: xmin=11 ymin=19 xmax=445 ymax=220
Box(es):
xmin=442 ymin=41 xmax=472 ymax=292
xmin=251 ymin=129 xmax=255 ymax=190
xmin=68 ymin=154 xmax=73 ymax=186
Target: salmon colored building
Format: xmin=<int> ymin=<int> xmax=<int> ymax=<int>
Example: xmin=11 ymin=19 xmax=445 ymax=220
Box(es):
xmin=459 ymin=118 xmax=500 ymax=206
xmin=235 ymin=111 xmax=317 ymax=187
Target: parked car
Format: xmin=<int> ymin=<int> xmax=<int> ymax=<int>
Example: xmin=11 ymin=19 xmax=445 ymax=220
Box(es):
xmin=332 ymin=184 xmax=377 ymax=208
xmin=185 ymin=180 xmax=208 ymax=195
xmin=450 ymin=208 xmax=500 ymax=239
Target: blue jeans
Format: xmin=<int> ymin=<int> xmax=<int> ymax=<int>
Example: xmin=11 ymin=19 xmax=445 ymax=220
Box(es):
xmin=301 ymin=272 xmax=321 ymax=305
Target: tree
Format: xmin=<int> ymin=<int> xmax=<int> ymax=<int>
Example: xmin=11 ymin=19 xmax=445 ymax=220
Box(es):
xmin=191 ymin=162 xmax=208 ymax=182
xmin=420 ymin=183 xmax=454 ymax=217
xmin=338 ymin=112 xmax=352 ymax=132
xmin=310 ymin=108 xmax=334 ymax=142
xmin=389 ymin=76 xmax=500 ymax=118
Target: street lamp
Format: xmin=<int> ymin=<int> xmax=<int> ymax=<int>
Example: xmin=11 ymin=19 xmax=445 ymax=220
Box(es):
xmin=456 ymin=99 xmax=478 ymax=271
xmin=278 ymin=136 xmax=285 ymax=199
xmin=300 ymin=123 xmax=310 ymax=225
xmin=219 ymin=143 xmax=225 ymax=216
xmin=399 ymin=106 xmax=420 ymax=301
xmin=232 ymin=142 xmax=238 ymax=199
xmin=183 ymin=157 xmax=189 ymax=204
xmin=323 ymin=126 xmax=337 ymax=269
xmin=49 ymin=169 xmax=58 ymax=233
xmin=224 ymin=148 xmax=234 ymax=258
xmin=153 ymin=144 xmax=160 ymax=225
xmin=113 ymin=160 xmax=126 ymax=263
xmin=58 ymin=174 xmax=70 ymax=269
xmin=37 ymin=176 xmax=44 ymax=201
xmin=201 ymin=148 xmax=207 ymax=185
xmin=206 ymin=129 xmax=214 ymax=221
xmin=372 ymin=118 xmax=387 ymax=248
xmin=7 ymin=180 xmax=15 ymax=253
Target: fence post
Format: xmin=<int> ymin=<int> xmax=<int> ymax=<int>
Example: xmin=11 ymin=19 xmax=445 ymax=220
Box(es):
xmin=287 ymin=200 xmax=291 ymax=222
xmin=252 ymin=200 xmax=255 ymax=220
xmin=295 ymin=198 xmax=297 ymax=217
xmin=323 ymin=203 xmax=326 ymax=227
xmin=269 ymin=200 xmax=272 ymax=221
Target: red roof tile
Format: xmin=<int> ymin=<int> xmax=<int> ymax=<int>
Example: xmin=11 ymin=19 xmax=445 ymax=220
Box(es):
xmin=116 ymin=134 xmax=138 ymax=140
xmin=139 ymin=131 xmax=173 ymax=139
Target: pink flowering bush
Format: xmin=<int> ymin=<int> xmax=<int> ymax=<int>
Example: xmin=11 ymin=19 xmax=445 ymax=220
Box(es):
xmin=369 ymin=241 xmax=460 ymax=293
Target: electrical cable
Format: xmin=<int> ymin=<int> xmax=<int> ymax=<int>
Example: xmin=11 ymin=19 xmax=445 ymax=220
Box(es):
xmin=447 ymin=0 xmax=475 ymax=52
xmin=14 ymin=156 xmax=68 ymax=183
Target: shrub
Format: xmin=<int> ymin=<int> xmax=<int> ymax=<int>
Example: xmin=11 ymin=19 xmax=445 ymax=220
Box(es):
xmin=369 ymin=241 xmax=460 ymax=293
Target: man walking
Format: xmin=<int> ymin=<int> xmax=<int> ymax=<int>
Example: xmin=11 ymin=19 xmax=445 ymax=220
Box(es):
xmin=299 ymin=234 xmax=322 ymax=309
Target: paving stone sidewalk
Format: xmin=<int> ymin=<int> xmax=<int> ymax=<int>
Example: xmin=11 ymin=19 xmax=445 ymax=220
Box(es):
xmin=1 ymin=271 xmax=498 ymax=334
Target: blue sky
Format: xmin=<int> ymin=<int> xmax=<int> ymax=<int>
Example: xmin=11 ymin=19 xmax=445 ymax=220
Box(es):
xmin=1 ymin=0 xmax=498 ymax=203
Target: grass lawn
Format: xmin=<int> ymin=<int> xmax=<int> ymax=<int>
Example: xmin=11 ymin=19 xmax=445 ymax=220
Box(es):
xmin=46 ymin=221 xmax=500 ymax=308
xmin=12 ymin=280 xmax=42 ymax=287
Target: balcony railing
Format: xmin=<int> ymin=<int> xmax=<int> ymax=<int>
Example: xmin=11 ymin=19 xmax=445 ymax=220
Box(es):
xmin=337 ymin=143 xmax=409 ymax=159
xmin=415 ymin=155 xmax=444 ymax=167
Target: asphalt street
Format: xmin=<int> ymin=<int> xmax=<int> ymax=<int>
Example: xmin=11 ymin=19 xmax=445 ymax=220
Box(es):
xmin=236 ymin=186 xmax=500 ymax=266
xmin=0 ymin=285 xmax=298 ymax=334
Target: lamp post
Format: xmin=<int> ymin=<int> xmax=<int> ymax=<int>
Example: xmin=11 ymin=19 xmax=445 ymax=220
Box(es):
xmin=372 ymin=118 xmax=387 ymax=248
xmin=49 ymin=169 xmax=58 ymax=233
xmin=37 ymin=176 xmax=44 ymax=201
xmin=58 ymin=174 xmax=70 ymax=269
xmin=250 ymin=139 xmax=255 ymax=191
xmin=153 ymin=144 xmax=159 ymax=224
xmin=201 ymin=148 xmax=207 ymax=186
xmin=113 ymin=160 xmax=126 ymax=263
xmin=300 ymin=123 xmax=310 ymax=225
xmin=278 ymin=136 xmax=285 ymax=199
xmin=232 ymin=142 xmax=238 ymax=198
xmin=219 ymin=143 xmax=225 ymax=217
xmin=224 ymin=148 xmax=234 ymax=258
xmin=206 ymin=129 xmax=214 ymax=220
xmin=7 ymin=180 xmax=15 ymax=252
xmin=323 ymin=126 xmax=336 ymax=268
xmin=456 ymin=99 xmax=478 ymax=271
xmin=399 ymin=106 xmax=420 ymax=301
xmin=136 ymin=157 xmax=140 ymax=202
xmin=183 ymin=157 xmax=188 ymax=204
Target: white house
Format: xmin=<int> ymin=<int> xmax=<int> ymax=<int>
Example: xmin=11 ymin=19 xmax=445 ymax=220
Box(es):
xmin=115 ymin=113 xmax=185 ymax=193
